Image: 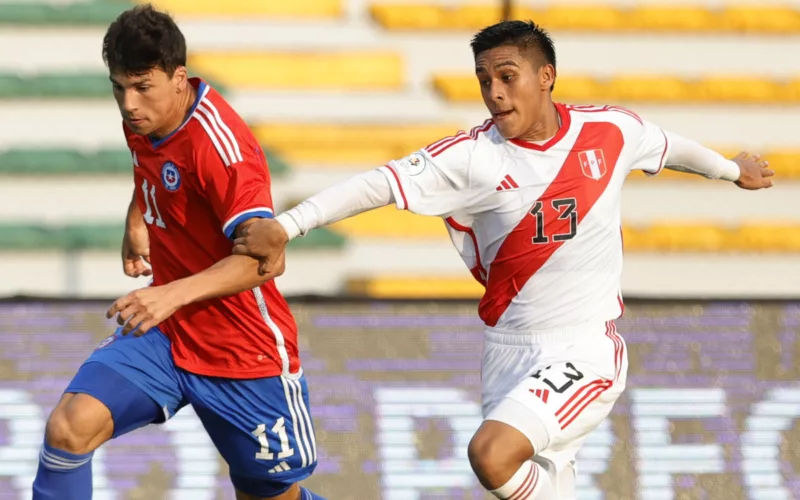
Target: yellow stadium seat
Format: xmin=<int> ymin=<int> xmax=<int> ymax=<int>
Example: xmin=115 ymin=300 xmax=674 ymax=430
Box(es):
xmin=552 ymin=76 xmax=608 ymax=102
xmin=347 ymin=276 xmax=483 ymax=299
xmin=626 ymin=6 xmax=717 ymax=32
xmin=694 ymin=77 xmax=788 ymax=104
xmin=733 ymin=224 xmax=800 ymax=252
xmin=540 ymin=5 xmax=624 ymax=31
xmin=434 ymin=73 xmax=797 ymax=104
xmin=767 ymin=150 xmax=800 ymax=178
xmin=432 ymin=74 xmax=479 ymax=102
xmin=331 ymin=206 xmax=448 ymax=239
xmin=607 ymin=76 xmax=691 ymax=103
xmin=637 ymin=223 xmax=731 ymax=252
xmin=253 ymin=123 xmax=460 ymax=165
xmin=723 ymin=7 xmax=800 ymax=34
xmin=370 ymin=3 xmax=800 ymax=34
xmin=369 ymin=5 xmax=444 ymax=30
xmin=189 ymin=52 xmax=403 ymax=90
xmin=146 ymin=0 xmax=343 ymax=18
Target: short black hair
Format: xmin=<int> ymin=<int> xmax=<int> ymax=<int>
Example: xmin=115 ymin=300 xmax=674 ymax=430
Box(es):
xmin=103 ymin=4 xmax=186 ymax=76
xmin=471 ymin=20 xmax=556 ymax=91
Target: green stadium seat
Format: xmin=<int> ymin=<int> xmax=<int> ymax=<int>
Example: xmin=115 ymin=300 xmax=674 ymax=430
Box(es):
xmin=0 ymin=73 xmax=110 ymax=99
xmin=0 ymin=148 xmax=291 ymax=176
xmin=0 ymin=2 xmax=129 ymax=26
xmin=0 ymin=224 xmax=343 ymax=251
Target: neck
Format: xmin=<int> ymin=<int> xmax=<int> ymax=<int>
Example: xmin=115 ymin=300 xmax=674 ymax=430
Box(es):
xmin=151 ymin=83 xmax=197 ymax=140
xmin=516 ymin=100 xmax=560 ymax=143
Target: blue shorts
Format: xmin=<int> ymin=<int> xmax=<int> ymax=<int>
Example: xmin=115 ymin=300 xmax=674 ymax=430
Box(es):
xmin=65 ymin=327 xmax=317 ymax=497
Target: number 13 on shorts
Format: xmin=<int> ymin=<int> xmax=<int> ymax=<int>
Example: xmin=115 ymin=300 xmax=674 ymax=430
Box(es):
xmin=529 ymin=363 xmax=614 ymax=431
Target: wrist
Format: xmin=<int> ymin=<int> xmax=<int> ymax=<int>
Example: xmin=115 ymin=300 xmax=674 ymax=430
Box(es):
xmin=164 ymin=280 xmax=195 ymax=308
xmin=720 ymin=160 xmax=741 ymax=182
xmin=276 ymin=212 xmax=301 ymax=240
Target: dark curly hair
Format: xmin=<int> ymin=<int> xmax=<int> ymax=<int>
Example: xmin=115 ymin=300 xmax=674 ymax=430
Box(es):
xmin=102 ymin=4 xmax=186 ymax=76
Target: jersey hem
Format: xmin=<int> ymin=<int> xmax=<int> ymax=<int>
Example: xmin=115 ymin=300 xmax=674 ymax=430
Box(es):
xmin=173 ymin=358 xmax=297 ymax=380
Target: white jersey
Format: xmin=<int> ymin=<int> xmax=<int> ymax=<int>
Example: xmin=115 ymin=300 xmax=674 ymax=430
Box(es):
xmin=379 ymin=103 xmax=669 ymax=332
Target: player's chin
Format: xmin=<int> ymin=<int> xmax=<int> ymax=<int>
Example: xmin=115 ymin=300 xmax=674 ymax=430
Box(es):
xmin=494 ymin=121 xmax=520 ymax=140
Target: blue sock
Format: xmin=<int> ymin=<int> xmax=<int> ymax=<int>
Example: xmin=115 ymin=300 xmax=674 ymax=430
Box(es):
xmin=300 ymin=487 xmax=327 ymax=500
xmin=32 ymin=441 xmax=94 ymax=500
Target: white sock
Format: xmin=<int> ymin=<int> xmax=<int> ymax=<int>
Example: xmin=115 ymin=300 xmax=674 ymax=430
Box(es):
xmin=490 ymin=460 xmax=557 ymax=500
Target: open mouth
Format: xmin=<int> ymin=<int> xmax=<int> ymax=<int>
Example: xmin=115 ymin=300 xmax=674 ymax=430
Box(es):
xmin=493 ymin=110 xmax=513 ymax=120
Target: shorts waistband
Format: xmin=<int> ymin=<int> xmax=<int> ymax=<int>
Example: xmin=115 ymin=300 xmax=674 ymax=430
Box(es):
xmin=484 ymin=320 xmax=615 ymax=346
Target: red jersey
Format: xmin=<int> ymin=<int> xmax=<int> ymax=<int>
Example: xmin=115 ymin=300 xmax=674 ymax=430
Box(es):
xmin=124 ymin=78 xmax=300 ymax=379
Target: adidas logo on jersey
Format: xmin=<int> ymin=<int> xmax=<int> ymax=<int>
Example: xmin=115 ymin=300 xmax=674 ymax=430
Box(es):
xmin=495 ymin=174 xmax=519 ymax=191
xmin=268 ymin=461 xmax=291 ymax=474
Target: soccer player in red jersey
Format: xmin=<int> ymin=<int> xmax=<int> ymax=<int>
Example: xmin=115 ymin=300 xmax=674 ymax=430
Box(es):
xmin=233 ymin=20 xmax=774 ymax=500
xmin=32 ymin=6 xmax=325 ymax=500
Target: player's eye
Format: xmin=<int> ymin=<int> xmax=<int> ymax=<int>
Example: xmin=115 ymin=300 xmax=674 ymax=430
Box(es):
xmin=479 ymin=79 xmax=491 ymax=88
xmin=136 ymin=85 xmax=150 ymax=92
xmin=112 ymin=84 xmax=123 ymax=92
xmin=501 ymin=74 xmax=515 ymax=83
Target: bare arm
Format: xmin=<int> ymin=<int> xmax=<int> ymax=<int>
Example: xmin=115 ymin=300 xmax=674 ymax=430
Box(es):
xmin=166 ymin=220 xmax=271 ymax=306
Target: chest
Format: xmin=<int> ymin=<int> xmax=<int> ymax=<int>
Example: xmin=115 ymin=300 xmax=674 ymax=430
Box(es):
xmin=131 ymin=144 xmax=200 ymax=228
xmin=472 ymin=137 xmax=629 ymax=241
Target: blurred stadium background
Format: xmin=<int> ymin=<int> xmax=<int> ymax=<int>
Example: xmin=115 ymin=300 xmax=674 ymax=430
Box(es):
xmin=1 ymin=0 xmax=799 ymax=498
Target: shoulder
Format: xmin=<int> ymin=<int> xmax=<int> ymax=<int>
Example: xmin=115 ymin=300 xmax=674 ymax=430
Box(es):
xmin=565 ymin=104 xmax=645 ymax=129
xmin=187 ymin=83 xmax=254 ymax=167
xmin=420 ymin=119 xmax=501 ymax=166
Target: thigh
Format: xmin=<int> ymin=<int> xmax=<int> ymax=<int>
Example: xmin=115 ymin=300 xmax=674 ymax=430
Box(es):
xmin=181 ymin=371 xmax=317 ymax=498
xmin=486 ymin=328 xmax=628 ymax=471
xmin=67 ymin=327 xmax=187 ymax=436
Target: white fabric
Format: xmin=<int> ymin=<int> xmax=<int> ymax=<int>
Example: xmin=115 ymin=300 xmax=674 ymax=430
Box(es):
xmin=664 ymin=130 xmax=741 ymax=181
xmin=384 ymin=106 xmax=666 ymax=331
xmin=275 ymin=169 xmax=393 ymax=240
xmin=483 ymin=321 xmax=628 ymax=473
xmin=490 ymin=461 xmax=557 ymax=499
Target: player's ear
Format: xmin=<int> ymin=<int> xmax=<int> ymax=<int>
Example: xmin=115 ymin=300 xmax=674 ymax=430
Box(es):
xmin=540 ymin=64 xmax=555 ymax=92
xmin=173 ymin=66 xmax=188 ymax=92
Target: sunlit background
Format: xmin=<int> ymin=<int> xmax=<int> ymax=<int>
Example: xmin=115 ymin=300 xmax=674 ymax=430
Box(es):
xmin=0 ymin=0 xmax=799 ymax=498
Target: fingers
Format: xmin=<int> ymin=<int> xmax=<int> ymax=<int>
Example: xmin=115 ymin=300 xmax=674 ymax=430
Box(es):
xmin=107 ymin=294 xmax=132 ymax=319
xmin=232 ymin=238 xmax=250 ymax=256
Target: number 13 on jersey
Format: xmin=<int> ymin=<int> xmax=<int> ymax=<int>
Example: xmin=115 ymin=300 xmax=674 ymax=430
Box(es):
xmin=530 ymin=197 xmax=578 ymax=244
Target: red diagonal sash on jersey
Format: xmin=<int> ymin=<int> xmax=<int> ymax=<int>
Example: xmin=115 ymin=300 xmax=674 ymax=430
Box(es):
xmin=479 ymin=123 xmax=625 ymax=327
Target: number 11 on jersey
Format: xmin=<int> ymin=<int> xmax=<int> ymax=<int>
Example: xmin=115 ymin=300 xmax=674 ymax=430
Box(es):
xmin=141 ymin=179 xmax=166 ymax=229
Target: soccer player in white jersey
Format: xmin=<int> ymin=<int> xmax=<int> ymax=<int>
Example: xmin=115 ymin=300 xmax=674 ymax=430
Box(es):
xmin=233 ymin=21 xmax=774 ymax=500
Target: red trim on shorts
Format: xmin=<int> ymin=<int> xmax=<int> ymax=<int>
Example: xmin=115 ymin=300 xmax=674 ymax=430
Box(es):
xmin=554 ymin=320 xmax=623 ymax=430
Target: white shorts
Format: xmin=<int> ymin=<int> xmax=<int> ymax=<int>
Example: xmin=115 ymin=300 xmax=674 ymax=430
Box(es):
xmin=482 ymin=320 xmax=628 ymax=473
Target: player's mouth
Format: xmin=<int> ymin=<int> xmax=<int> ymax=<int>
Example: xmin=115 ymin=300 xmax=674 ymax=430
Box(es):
xmin=128 ymin=117 xmax=145 ymax=126
xmin=493 ymin=110 xmax=514 ymax=121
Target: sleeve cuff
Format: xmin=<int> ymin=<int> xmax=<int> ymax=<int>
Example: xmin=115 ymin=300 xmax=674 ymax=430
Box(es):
xmin=719 ymin=160 xmax=741 ymax=182
xmin=223 ymin=207 xmax=274 ymax=239
xmin=378 ymin=164 xmax=408 ymax=210
xmin=275 ymin=212 xmax=302 ymax=240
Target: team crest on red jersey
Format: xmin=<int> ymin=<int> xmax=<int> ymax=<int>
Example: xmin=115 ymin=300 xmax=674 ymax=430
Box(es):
xmin=578 ymin=149 xmax=607 ymax=180
xmin=161 ymin=161 xmax=182 ymax=191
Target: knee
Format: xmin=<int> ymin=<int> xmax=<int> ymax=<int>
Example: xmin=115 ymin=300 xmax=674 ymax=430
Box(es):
xmin=45 ymin=398 xmax=111 ymax=455
xmin=468 ymin=425 xmax=531 ymax=489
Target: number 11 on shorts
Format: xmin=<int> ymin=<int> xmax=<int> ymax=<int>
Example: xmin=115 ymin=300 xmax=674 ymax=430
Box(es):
xmin=253 ymin=417 xmax=295 ymax=461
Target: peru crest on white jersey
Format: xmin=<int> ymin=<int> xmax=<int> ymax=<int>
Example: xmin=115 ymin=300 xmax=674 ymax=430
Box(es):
xmin=379 ymin=103 xmax=669 ymax=332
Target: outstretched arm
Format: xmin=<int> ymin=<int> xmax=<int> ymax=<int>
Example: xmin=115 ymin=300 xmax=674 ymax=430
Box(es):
xmin=663 ymin=130 xmax=774 ymax=189
xmin=232 ymin=168 xmax=395 ymax=276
